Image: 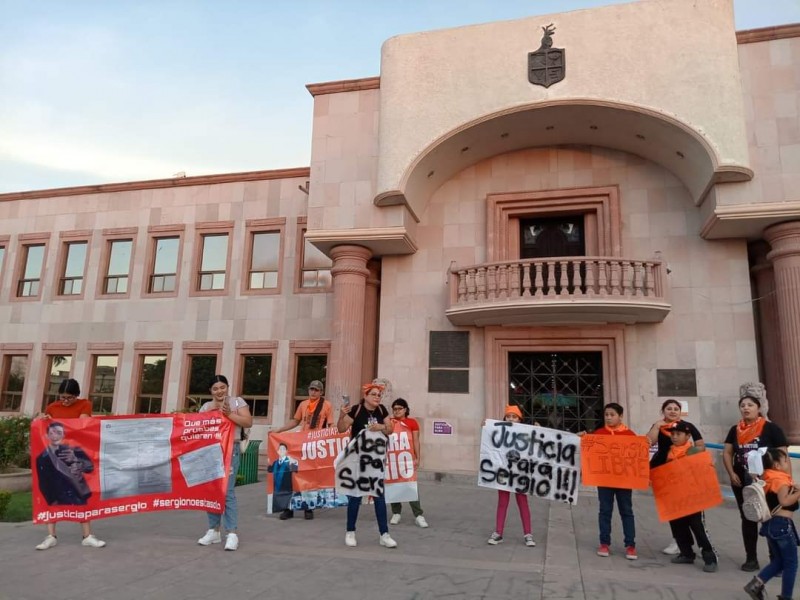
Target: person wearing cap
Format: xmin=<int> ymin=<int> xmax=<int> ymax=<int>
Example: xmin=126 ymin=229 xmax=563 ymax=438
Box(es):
xmin=35 ymin=379 xmax=106 ymax=551
xmin=486 ymin=404 xmax=536 ymax=548
xmin=664 ymin=420 xmax=718 ymax=573
xmin=272 ymin=379 xmax=333 ymax=520
xmin=724 ymin=393 xmax=789 ymax=572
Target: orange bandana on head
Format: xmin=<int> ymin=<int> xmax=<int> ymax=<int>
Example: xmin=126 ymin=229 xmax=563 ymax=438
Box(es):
xmin=764 ymin=469 xmax=795 ymax=495
xmin=737 ymin=417 xmax=766 ymax=446
xmin=361 ymin=383 xmax=385 ymax=396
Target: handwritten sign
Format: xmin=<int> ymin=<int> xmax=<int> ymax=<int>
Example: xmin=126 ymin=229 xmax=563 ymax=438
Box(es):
xmin=580 ymin=434 xmax=650 ymax=489
xmin=478 ymin=420 xmax=580 ymax=505
xmin=334 ymin=429 xmax=387 ymax=498
xmin=650 ymin=451 xmax=723 ymax=521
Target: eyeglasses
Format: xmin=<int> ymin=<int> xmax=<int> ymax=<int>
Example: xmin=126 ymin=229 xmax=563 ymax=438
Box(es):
xmin=59 ymin=395 xmax=76 ymax=402
xmin=392 ymin=407 xmax=404 ymax=412
xmin=367 ymin=391 xmax=381 ymax=397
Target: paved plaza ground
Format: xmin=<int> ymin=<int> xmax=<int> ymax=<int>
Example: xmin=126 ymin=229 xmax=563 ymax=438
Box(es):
xmin=0 ymin=472 xmax=773 ymax=600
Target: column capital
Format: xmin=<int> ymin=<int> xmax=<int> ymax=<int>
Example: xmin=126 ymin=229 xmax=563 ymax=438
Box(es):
xmin=766 ymin=221 xmax=800 ymax=263
xmin=330 ymin=245 xmax=372 ymax=278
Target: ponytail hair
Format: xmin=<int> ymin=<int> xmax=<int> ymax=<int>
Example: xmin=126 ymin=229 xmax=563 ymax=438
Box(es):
xmin=762 ymin=448 xmax=787 ymax=470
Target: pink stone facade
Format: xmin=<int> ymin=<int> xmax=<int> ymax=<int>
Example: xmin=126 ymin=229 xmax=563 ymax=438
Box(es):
xmin=1 ymin=1 xmax=800 ymax=471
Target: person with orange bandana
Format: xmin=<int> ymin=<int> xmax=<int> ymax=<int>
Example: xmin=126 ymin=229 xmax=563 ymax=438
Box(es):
xmin=724 ymin=394 xmax=790 ymax=572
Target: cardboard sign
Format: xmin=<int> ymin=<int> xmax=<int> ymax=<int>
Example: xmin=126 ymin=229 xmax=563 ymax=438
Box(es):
xmin=32 ymin=415 xmax=234 ymax=524
xmin=580 ymin=434 xmax=650 ymax=490
xmin=478 ymin=419 xmax=580 ymax=505
xmin=650 ymin=451 xmax=723 ymax=521
xmin=335 ymin=429 xmax=387 ymax=498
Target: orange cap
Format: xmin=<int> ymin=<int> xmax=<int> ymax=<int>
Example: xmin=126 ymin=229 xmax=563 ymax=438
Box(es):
xmin=504 ymin=405 xmax=523 ymax=420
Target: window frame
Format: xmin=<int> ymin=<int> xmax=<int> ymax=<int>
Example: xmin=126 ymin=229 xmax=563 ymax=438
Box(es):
xmin=287 ymin=340 xmax=330 ymax=419
xmin=177 ymin=342 xmax=223 ymax=412
xmin=131 ymin=342 xmax=173 ymax=414
xmin=0 ymin=343 xmax=33 ymax=414
xmin=12 ymin=232 xmax=50 ymax=302
xmin=53 ymin=230 xmax=93 ymax=300
xmin=143 ymin=225 xmax=185 ymax=299
xmin=0 ymin=235 xmax=9 ymax=296
xmin=38 ymin=343 xmax=77 ymax=413
xmin=190 ymin=221 xmax=234 ymax=297
xmin=97 ymin=227 xmax=137 ymax=300
xmin=294 ymin=218 xmax=332 ymax=294
xmin=234 ymin=341 xmax=278 ymax=423
xmin=87 ymin=343 xmax=124 ymax=415
xmin=241 ymin=218 xmax=286 ymax=296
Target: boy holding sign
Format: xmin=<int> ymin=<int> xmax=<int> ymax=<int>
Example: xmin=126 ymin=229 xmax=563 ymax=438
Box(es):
xmin=666 ymin=421 xmax=719 ymax=573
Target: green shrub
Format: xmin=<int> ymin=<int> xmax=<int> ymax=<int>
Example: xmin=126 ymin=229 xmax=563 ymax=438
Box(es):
xmin=0 ymin=415 xmax=32 ymax=472
xmin=0 ymin=491 xmax=10 ymax=519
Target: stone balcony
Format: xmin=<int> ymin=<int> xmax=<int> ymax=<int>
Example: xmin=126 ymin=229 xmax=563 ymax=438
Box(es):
xmin=446 ymin=257 xmax=671 ymax=326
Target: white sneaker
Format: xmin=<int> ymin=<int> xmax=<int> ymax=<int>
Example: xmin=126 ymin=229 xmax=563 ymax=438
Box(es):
xmin=379 ymin=533 xmax=398 ymax=548
xmin=198 ymin=529 xmax=221 ymax=546
xmin=36 ymin=535 xmax=57 ymax=550
xmin=415 ymin=515 xmax=429 ymax=528
xmin=524 ymin=534 xmax=536 ymax=547
xmin=224 ymin=533 xmax=239 ymax=551
xmin=81 ymin=535 xmax=106 ymax=548
xmin=662 ymin=540 xmax=680 ymax=555
xmin=345 ymin=531 xmax=357 ymax=547
xmin=487 ymin=532 xmax=503 ymax=545
xmin=390 ymin=513 xmax=402 ymax=525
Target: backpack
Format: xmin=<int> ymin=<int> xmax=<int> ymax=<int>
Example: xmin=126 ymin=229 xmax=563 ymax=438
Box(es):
xmin=742 ymin=479 xmax=778 ymax=523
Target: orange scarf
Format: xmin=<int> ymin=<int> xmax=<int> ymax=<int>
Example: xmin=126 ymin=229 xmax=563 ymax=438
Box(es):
xmin=737 ymin=417 xmax=766 ymax=446
xmin=660 ymin=421 xmax=681 ymax=439
xmin=605 ymin=423 xmax=630 ymax=435
xmin=764 ymin=469 xmax=795 ymax=495
xmin=667 ymin=443 xmax=691 ymax=462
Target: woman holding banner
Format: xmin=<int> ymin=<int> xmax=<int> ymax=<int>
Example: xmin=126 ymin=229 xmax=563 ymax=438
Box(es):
xmin=389 ymin=398 xmax=429 ymax=528
xmin=646 ymin=399 xmax=705 ymax=555
xmin=196 ymin=375 xmax=252 ymax=552
xmin=724 ymin=394 xmax=789 ymax=573
xmin=337 ymin=382 xmax=397 ymax=549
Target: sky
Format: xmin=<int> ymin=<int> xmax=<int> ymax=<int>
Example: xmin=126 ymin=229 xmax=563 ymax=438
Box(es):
xmin=1 ymin=0 xmax=799 ymax=194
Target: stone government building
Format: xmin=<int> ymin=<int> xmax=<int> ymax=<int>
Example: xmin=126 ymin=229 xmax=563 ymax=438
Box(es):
xmin=1 ymin=0 xmax=799 ymax=472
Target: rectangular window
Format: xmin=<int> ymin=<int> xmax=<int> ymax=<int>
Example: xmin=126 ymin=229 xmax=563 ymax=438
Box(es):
xmin=293 ymin=354 xmax=327 ymax=413
xmin=137 ymin=355 xmax=167 ymax=413
xmin=42 ymin=354 xmax=74 ymax=411
xmin=249 ymin=232 xmax=280 ymax=290
xmin=428 ymin=331 xmax=470 ymax=393
xmin=1 ymin=355 xmax=28 ymax=411
xmin=150 ymin=237 xmax=180 ymax=293
xmin=89 ymin=355 xmax=119 ymax=414
xmin=105 ymin=239 xmax=132 ymax=294
xmin=18 ymin=244 xmax=45 ymax=297
xmin=198 ymin=234 xmax=229 ymax=291
xmin=0 ymin=244 xmax=6 ymax=283
xmin=300 ymin=230 xmax=332 ymax=289
xmin=239 ymin=354 xmax=272 ymax=417
xmin=183 ymin=354 xmax=218 ymax=411
xmin=59 ymin=241 xmax=88 ymax=296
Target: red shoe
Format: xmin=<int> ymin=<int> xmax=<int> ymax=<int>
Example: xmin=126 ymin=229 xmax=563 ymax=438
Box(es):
xmin=597 ymin=544 xmax=610 ymax=557
xmin=625 ymin=546 xmax=638 ymax=560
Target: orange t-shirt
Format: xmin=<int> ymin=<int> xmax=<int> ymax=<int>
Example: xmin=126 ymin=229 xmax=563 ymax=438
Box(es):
xmin=45 ymin=398 xmax=93 ymax=419
xmin=293 ymin=398 xmax=333 ymax=431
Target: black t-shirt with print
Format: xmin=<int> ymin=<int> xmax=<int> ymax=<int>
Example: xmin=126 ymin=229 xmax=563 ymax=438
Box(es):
xmin=724 ymin=420 xmax=788 ymax=479
xmin=347 ymin=403 xmax=389 ymax=440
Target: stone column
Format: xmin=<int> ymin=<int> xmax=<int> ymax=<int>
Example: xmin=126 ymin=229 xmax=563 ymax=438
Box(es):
xmin=361 ymin=260 xmax=381 ymax=384
xmin=765 ymin=222 xmax=800 ymax=443
xmin=326 ymin=245 xmax=372 ymax=405
xmin=749 ymin=241 xmax=787 ymax=426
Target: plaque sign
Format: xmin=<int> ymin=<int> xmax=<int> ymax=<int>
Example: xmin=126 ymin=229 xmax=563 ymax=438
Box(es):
xmin=528 ymin=23 xmax=565 ymax=88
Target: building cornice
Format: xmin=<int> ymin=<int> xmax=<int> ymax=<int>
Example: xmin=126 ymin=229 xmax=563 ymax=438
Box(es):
xmin=306 ymin=76 xmax=380 ymax=97
xmin=737 ymin=23 xmax=800 ymax=44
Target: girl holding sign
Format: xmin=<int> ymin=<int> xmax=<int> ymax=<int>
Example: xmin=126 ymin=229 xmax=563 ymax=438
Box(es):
xmin=337 ymin=382 xmax=397 ymax=549
xmin=389 ymin=398 xmax=429 ymax=528
xmin=487 ymin=405 xmax=536 ymax=548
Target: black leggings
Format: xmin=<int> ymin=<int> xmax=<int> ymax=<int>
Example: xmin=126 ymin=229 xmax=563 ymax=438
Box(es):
xmin=732 ymin=483 xmax=759 ymax=561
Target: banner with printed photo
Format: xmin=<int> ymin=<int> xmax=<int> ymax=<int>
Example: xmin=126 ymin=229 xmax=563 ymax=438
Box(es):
xmin=478 ymin=419 xmax=581 ymax=505
xmin=31 ymin=414 xmax=234 ymax=524
xmin=580 ymin=434 xmax=650 ymax=490
xmin=650 ymin=450 xmax=723 ymax=522
xmin=267 ymin=426 xmax=418 ymax=512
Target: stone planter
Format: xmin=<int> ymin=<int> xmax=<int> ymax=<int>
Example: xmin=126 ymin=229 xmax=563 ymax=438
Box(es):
xmin=0 ymin=468 xmax=32 ymax=493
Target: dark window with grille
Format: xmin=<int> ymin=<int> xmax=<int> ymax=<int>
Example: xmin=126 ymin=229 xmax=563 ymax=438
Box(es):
xmin=428 ymin=331 xmax=469 ymax=393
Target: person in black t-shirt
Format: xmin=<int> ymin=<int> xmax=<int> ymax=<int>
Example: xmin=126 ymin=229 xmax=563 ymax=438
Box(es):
xmin=337 ymin=382 xmax=396 ymax=549
xmin=723 ymin=394 xmax=789 ymax=573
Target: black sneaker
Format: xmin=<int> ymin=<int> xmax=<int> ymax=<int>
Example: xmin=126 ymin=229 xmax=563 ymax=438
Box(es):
xmin=279 ymin=509 xmax=294 ymax=520
xmin=741 ymin=559 xmax=760 ymax=572
xmin=304 ymin=509 xmax=314 ymax=520
xmin=670 ymin=554 xmax=695 ymax=564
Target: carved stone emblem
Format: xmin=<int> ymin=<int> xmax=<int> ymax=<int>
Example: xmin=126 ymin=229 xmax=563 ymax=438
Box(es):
xmin=528 ymin=24 xmax=565 ymax=88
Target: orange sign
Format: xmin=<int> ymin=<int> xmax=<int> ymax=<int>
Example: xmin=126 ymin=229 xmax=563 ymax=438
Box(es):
xmin=580 ymin=434 xmax=650 ymax=490
xmin=650 ymin=451 xmax=723 ymax=522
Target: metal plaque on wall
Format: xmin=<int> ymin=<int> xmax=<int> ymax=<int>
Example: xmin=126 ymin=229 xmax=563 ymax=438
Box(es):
xmin=528 ymin=23 xmax=565 ymax=88
xmin=656 ymin=369 xmax=698 ymax=397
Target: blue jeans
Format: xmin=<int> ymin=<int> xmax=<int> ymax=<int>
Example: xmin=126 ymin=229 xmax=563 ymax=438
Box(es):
xmin=207 ymin=442 xmax=240 ymax=532
xmin=758 ymin=516 xmax=799 ymax=598
xmin=347 ymin=495 xmax=388 ymax=535
xmin=597 ymin=487 xmax=635 ymax=547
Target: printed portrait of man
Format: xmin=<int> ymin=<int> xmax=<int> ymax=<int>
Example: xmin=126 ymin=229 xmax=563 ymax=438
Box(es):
xmin=36 ymin=421 xmax=94 ymax=506
xmin=267 ymin=442 xmax=298 ymax=513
